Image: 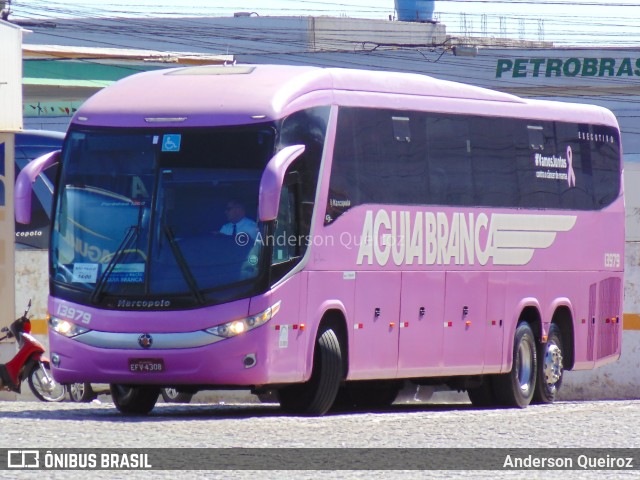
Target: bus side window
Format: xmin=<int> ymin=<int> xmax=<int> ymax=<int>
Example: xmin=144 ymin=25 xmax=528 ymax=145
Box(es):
xmin=471 ymin=117 xmax=518 ymax=207
xmin=426 ymin=115 xmax=473 ymax=206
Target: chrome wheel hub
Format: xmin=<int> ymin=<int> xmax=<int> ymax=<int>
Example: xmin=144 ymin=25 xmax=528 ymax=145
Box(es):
xmin=70 ymin=383 xmax=85 ymax=396
xmin=544 ymin=344 xmax=563 ymax=387
xmin=517 ymin=340 xmax=533 ymax=394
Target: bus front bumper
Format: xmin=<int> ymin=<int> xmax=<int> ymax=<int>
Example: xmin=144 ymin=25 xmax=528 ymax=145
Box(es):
xmin=48 ymin=329 xmax=278 ymax=387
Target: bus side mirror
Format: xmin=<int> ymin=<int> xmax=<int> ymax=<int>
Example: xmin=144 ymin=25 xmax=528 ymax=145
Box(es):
xmin=258 ymin=144 xmax=305 ymax=222
xmin=15 ymin=150 xmax=60 ymax=224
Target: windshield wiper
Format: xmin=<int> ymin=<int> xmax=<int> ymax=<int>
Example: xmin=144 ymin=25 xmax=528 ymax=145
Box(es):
xmin=163 ymin=225 xmax=205 ymax=305
xmin=90 ymin=225 xmax=139 ymax=304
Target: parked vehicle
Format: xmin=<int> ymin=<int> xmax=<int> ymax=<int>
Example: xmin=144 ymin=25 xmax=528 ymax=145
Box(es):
xmin=0 ymin=300 xmax=65 ymax=401
xmin=17 ymin=65 xmax=623 ymax=416
xmin=14 ymin=129 xmax=64 ymax=249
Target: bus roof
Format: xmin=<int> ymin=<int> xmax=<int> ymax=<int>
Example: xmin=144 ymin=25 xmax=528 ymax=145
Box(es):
xmin=72 ymin=64 xmax=618 ymax=129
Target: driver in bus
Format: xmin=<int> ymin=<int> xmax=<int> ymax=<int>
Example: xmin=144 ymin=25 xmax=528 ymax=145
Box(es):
xmin=219 ymin=199 xmax=258 ymax=241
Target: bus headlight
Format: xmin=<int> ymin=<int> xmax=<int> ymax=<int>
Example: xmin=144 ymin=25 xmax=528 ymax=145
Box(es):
xmin=205 ymin=301 xmax=281 ymax=339
xmin=49 ymin=316 xmax=91 ymax=338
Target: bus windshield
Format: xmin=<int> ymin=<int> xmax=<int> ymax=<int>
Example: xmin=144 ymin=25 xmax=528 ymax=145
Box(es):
xmin=51 ymin=126 xmax=275 ymax=308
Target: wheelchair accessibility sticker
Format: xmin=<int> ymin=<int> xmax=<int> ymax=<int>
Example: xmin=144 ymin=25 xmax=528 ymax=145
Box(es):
xmin=161 ymin=134 xmax=181 ymax=152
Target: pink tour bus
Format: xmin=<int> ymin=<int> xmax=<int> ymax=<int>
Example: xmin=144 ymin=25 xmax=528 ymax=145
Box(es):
xmin=16 ymin=64 xmax=623 ymax=415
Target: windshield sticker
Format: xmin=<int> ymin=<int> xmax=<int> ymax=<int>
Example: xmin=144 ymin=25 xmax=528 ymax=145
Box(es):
xmin=161 ymin=134 xmax=181 ymax=152
xmin=72 ymin=263 xmax=99 ymax=283
xmin=107 ymin=263 xmax=145 ymax=284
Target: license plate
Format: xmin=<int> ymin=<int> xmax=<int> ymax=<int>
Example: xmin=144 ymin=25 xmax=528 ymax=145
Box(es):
xmin=129 ymin=358 xmax=165 ymax=373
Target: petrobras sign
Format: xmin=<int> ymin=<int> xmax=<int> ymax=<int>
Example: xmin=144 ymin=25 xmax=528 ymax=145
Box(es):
xmin=356 ymin=210 xmax=577 ymax=267
xmin=496 ymin=57 xmax=640 ymax=78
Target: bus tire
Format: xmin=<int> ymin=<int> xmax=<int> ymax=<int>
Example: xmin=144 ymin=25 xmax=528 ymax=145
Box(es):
xmin=467 ymin=376 xmax=497 ymax=407
xmin=161 ymin=387 xmax=194 ymax=404
xmin=110 ymin=384 xmax=160 ymax=415
xmin=68 ymin=382 xmax=96 ymax=403
xmin=493 ymin=322 xmax=537 ymax=408
xmin=532 ymin=323 xmax=564 ymax=404
xmin=278 ymin=326 xmax=343 ymax=415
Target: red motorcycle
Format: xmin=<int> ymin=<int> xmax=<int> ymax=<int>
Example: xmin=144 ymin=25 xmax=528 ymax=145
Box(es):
xmin=0 ymin=301 xmax=65 ymax=402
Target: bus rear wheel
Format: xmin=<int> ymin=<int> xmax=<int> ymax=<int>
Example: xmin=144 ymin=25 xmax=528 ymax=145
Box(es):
xmin=278 ymin=326 xmax=343 ymax=415
xmin=110 ymin=384 xmax=160 ymax=415
xmin=532 ymin=323 xmax=564 ymax=404
xmin=493 ymin=322 xmax=537 ymax=408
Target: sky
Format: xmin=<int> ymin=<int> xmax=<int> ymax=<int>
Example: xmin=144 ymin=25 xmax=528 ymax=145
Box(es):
xmin=7 ymin=0 xmax=640 ymax=45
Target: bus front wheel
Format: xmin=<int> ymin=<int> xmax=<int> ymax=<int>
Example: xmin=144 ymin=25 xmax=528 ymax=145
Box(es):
xmin=278 ymin=326 xmax=343 ymax=415
xmin=493 ymin=322 xmax=537 ymax=408
xmin=110 ymin=384 xmax=160 ymax=415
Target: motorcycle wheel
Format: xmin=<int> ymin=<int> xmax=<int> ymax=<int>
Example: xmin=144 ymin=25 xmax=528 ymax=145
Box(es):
xmin=68 ymin=382 xmax=96 ymax=402
xmin=28 ymin=362 xmax=66 ymax=402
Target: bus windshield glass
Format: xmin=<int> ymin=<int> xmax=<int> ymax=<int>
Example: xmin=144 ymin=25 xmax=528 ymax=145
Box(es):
xmin=51 ymin=126 xmax=275 ymax=308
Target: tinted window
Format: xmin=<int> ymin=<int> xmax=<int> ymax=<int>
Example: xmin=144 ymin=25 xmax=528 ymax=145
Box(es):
xmin=326 ymin=108 xmax=620 ymax=223
xmin=51 ymin=127 xmax=276 ymax=308
xmin=272 ymin=106 xmax=328 ymax=269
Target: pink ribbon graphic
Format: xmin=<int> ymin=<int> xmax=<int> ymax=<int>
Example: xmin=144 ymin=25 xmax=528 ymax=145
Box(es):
xmin=566 ymin=145 xmax=576 ymax=188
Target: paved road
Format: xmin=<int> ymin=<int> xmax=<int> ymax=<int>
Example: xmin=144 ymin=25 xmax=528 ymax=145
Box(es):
xmin=1 ymin=396 xmax=639 ymax=479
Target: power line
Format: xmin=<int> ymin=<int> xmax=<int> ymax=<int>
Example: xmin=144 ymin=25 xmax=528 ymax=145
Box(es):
xmin=13 ymin=1 xmax=640 ymax=140
xmin=12 ymin=0 xmax=640 ymax=47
